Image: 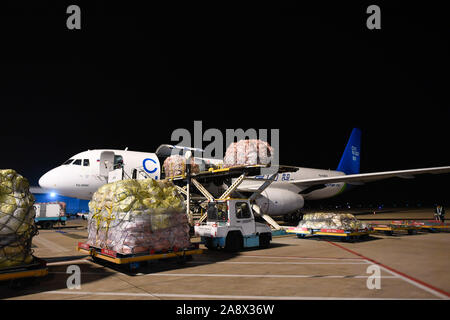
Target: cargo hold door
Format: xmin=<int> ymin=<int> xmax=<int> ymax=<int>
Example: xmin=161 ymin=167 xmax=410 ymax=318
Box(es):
xmin=99 ymin=151 xmax=115 ymax=176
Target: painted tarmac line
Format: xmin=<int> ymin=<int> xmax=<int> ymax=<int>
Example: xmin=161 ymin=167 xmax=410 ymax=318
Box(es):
xmin=326 ymin=241 xmax=450 ymax=300
xmin=47 ymin=259 xmax=91 ymax=266
xmin=238 ymin=254 xmax=366 ymax=261
xmin=141 ymin=273 xmax=398 ymax=279
xmin=188 ymin=261 xmax=368 ymax=265
xmin=32 ymin=237 xmax=71 ymax=253
xmin=47 ymin=272 xmax=398 ymax=279
xmin=42 ymin=290 xmax=437 ymax=300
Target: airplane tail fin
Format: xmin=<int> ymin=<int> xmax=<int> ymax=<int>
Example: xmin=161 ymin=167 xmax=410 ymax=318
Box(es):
xmin=337 ymin=128 xmax=361 ymax=175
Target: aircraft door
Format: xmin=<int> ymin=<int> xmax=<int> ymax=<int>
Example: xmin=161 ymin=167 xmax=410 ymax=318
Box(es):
xmin=99 ymin=151 xmax=115 ymax=176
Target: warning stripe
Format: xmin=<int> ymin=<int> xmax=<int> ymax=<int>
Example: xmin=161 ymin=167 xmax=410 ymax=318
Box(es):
xmin=326 ymin=241 xmax=450 ymax=299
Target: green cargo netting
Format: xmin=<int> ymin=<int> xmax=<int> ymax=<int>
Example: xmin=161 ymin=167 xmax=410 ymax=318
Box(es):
xmin=0 ymin=169 xmax=37 ymax=269
xmin=87 ymin=179 xmax=191 ymax=255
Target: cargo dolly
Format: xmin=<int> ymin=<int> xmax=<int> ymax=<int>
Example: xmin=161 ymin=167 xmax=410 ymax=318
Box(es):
xmin=0 ymin=257 xmax=48 ymax=288
xmin=369 ymin=220 xmax=420 ymax=235
xmin=77 ymin=242 xmax=203 ymax=272
xmin=407 ymin=220 xmax=450 ymax=233
xmin=285 ymin=226 xmax=373 ymax=242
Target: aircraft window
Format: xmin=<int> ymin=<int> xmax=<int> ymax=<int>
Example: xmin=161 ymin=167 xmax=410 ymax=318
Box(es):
xmin=236 ymin=202 xmax=252 ymax=219
xmin=72 ymin=159 xmax=82 ymax=166
xmin=62 ymin=159 xmax=74 ymax=165
xmin=83 ymin=159 xmax=90 ymax=167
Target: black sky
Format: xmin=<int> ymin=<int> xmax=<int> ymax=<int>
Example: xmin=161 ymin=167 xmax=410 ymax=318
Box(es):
xmin=0 ymin=1 xmax=448 ymax=204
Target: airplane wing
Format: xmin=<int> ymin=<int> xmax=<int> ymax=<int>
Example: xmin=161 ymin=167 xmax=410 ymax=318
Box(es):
xmin=236 ymin=166 xmax=450 ymax=192
xmin=289 ymin=166 xmax=450 ymax=187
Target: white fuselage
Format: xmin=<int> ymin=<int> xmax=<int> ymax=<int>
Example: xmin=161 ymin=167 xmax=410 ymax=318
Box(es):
xmin=39 ymin=150 xmax=160 ymax=200
xmin=39 ymin=149 xmax=345 ymax=217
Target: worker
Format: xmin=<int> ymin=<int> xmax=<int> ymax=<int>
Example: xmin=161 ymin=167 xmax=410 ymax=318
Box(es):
xmin=217 ymin=208 xmax=227 ymax=221
xmin=114 ymin=159 xmax=124 ymax=169
xmin=439 ymin=205 xmax=445 ymax=223
xmin=435 ymin=205 xmax=445 ymax=223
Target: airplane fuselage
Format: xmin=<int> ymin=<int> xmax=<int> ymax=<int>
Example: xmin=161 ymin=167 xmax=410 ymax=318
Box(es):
xmin=39 ymin=149 xmax=345 ymax=217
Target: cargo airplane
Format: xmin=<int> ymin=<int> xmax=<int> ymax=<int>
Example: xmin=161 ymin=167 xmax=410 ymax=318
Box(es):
xmin=38 ymin=129 xmax=450 ymax=219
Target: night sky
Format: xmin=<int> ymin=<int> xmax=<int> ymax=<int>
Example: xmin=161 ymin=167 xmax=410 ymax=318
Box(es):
xmin=0 ymin=1 xmax=448 ymax=205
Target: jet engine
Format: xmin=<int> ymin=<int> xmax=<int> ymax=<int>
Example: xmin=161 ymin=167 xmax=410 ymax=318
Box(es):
xmin=254 ymin=188 xmax=304 ymax=217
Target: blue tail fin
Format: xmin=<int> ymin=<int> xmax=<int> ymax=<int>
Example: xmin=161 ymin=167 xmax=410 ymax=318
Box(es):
xmin=337 ymin=128 xmax=361 ymax=175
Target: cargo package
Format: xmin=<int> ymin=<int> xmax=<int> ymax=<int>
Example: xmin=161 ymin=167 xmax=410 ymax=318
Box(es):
xmin=0 ymin=169 xmax=37 ymax=269
xmin=163 ymin=155 xmax=200 ymax=178
xmin=297 ymin=212 xmax=367 ymax=230
xmin=223 ymin=139 xmax=273 ymax=168
xmin=86 ymin=179 xmax=191 ymax=255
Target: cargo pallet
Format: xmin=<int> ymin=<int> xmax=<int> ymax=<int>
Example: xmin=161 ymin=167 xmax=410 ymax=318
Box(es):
xmin=77 ymin=242 xmax=203 ymax=272
xmin=285 ymin=227 xmax=373 ymax=242
xmin=369 ymin=221 xmax=420 ymax=235
xmin=0 ymin=257 xmax=48 ymax=288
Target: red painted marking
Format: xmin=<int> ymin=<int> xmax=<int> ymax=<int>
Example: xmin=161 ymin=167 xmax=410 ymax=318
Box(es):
xmin=320 ymin=229 xmax=345 ymax=233
xmin=101 ymin=249 xmax=117 ymax=258
xmin=326 ymin=241 xmax=450 ymax=298
xmin=78 ymin=242 xmax=90 ymax=250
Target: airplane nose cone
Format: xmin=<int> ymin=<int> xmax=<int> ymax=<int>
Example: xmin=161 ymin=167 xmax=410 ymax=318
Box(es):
xmin=39 ymin=170 xmax=57 ymax=189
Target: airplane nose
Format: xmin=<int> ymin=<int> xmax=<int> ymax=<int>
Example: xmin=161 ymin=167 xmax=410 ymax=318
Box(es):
xmin=39 ymin=169 xmax=58 ymax=189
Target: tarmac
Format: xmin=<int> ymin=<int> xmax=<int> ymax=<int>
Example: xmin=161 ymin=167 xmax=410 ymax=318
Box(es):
xmin=1 ymin=208 xmax=449 ymax=300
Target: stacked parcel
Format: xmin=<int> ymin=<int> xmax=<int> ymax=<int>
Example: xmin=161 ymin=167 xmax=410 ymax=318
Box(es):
xmin=223 ymin=139 xmax=273 ymax=168
xmin=87 ymin=179 xmax=191 ymax=255
xmin=297 ymin=212 xmax=367 ymax=231
xmin=0 ymin=169 xmax=37 ymax=269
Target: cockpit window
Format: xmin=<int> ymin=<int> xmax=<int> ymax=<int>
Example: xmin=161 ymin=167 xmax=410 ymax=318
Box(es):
xmin=72 ymin=159 xmax=82 ymax=166
xmin=62 ymin=159 xmax=74 ymax=165
xmin=83 ymin=159 xmax=90 ymax=167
